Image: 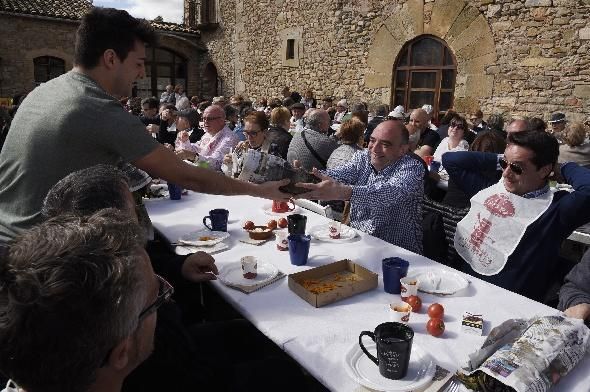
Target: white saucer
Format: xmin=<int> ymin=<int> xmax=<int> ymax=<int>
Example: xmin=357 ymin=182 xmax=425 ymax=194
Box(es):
xmin=309 ymin=224 xmax=357 ymax=242
xmin=218 ymin=261 xmax=279 ymax=287
xmin=262 ymin=204 xmax=300 ymax=216
xmin=178 ymin=229 xmax=230 ymax=246
xmin=414 ymin=269 xmax=470 ymax=295
xmin=344 ymin=341 xmax=435 ymax=392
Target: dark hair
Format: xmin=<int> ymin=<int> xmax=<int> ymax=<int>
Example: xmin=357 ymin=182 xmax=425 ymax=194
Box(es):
xmin=440 ymin=109 xmax=457 ymax=125
xmin=42 ymin=165 xmax=129 ymax=219
xmin=507 ymin=130 xmax=559 ymax=169
xmin=160 ymin=103 xmax=177 ymax=112
xmin=487 ymin=114 xmax=505 ymax=132
xmin=177 ymin=109 xmax=200 ymax=128
xmin=375 ymin=105 xmax=389 ymax=117
xmin=141 ymin=97 xmax=159 ymax=110
xmin=197 ymin=100 xmax=211 ymax=111
xmin=449 ymin=115 xmax=468 ymax=133
xmin=351 ymin=103 xmax=367 ymax=113
xmin=0 ymin=210 xmax=146 ymax=392
xmin=75 ymin=7 xmax=157 ymax=68
xmin=269 ymin=98 xmax=283 ymax=109
xmin=224 ymin=104 xmax=239 ymax=119
xmin=244 ymin=111 xmax=269 ymax=130
xmin=527 ymin=117 xmax=546 ymax=132
xmin=470 ymin=131 xmax=506 ymax=153
xmin=351 ymin=111 xmax=368 ymax=125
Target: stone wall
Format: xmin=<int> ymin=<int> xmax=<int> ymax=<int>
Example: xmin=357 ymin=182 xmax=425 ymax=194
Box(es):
xmin=196 ymin=0 xmax=590 ymax=122
xmin=0 ymin=15 xmax=77 ymax=97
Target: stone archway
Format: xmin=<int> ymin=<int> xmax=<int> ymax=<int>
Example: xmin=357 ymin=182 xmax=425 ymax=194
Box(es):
xmin=365 ymin=0 xmax=496 ymax=113
xmin=202 ymin=62 xmax=220 ymax=99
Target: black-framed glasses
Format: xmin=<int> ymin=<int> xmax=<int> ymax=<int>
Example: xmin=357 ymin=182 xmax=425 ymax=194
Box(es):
xmin=138 ymin=274 xmax=174 ymax=322
xmin=243 ymin=130 xmax=260 ymax=137
xmin=499 ymin=158 xmax=524 ymax=175
xmin=450 ymin=121 xmax=465 ymax=130
xmin=203 ymin=116 xmax=222 ymax=121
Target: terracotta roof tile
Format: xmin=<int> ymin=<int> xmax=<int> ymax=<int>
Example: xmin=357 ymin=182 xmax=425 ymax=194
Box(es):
xmin=150 ymin=20 xmax=199 ymax=36
xmin=0 ymin=0 xmax=92 ymax=20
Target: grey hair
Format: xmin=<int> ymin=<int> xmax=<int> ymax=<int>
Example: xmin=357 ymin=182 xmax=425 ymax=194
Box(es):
xmin=304 ymin=109 xmax=325 ymax=131
xmin=0 ymin=209 xmax=147 ymax=392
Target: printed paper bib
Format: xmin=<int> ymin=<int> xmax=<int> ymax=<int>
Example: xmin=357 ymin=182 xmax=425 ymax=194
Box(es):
xmin=454 ymin=181 xmax=553 ymax=275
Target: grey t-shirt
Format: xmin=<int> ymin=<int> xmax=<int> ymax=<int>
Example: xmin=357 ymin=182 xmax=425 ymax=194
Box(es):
xmin=0 ymin=71 xmax=158 ymax=242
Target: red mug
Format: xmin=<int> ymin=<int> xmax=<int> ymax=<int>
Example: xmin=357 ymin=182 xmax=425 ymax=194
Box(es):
xmin=272 ymin=199 xmax=295 ymax=213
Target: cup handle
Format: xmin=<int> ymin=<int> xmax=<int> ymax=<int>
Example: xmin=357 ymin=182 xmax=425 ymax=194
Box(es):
xmin=203 ymin=216 xmax=212 ymax=231
xmin=359 ymin=331 xmax=379 ymax=366
xmin=287 ymin=199 xmax=296 ymax=211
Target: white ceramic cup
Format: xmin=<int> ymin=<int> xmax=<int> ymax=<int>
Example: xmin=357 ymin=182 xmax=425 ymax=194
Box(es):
xmin=389 ymin=302 xmax=412 ymax=323
xmin=240 ymin=256 xmax=258 ymax=279
xmin=328 ymin=221 xmax=341 ymax=239
xmin=400 ymin=276 xmax=418 ymax=300
xmin=275 ymin=230 xmax=289 ymax=251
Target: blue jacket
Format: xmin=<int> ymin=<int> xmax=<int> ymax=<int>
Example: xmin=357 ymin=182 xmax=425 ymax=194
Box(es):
xmin=443 ymin=152 xmax=590 ymax=302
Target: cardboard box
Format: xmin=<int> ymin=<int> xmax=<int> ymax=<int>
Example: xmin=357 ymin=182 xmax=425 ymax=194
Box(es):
xmin=288 ymin=259 xmax=378 ymax=307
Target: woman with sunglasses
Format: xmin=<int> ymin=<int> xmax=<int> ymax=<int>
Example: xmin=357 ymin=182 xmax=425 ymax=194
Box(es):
xmin=433 ymin=115 xmax=469 ymax=164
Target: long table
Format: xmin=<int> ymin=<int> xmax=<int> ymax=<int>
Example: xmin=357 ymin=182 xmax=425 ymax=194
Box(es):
xmin=144 ymin=191 xmax=590 ymax=392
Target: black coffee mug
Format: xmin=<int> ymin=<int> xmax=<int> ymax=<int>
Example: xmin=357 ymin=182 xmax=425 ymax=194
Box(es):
xmin=359 ymin=322 xmax=414 ymax=380
xmin=203 ymin=209 xmax=229 ymax=232
xmin=287 ymin=213 xmax=307 ymax=235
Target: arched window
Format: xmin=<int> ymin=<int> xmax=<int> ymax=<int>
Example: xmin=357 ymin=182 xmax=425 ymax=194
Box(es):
xmin=202 ymin=62 xmax=221 ymax=99
xmin=33 ymin=56 xmax=65 ymax=85
xmin=392 ymin=36 xmax=456 ymax=120
xmin=136 ymin=47 xmax=187 ymax=98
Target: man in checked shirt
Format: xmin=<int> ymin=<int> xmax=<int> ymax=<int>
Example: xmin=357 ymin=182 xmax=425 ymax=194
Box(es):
xmin=297 ymin=120 xmax=425 ymax=254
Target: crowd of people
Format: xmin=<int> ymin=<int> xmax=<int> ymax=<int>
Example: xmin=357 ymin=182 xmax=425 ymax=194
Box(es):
xmin=0 ymin=6 xmax=589 ymax=392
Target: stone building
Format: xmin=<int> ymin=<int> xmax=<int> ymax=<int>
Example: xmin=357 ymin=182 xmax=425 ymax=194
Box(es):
xmin=187 ymin=0 xmax=590 ymax=121
xmin=0 ymin=0 xmax=206 ymax=101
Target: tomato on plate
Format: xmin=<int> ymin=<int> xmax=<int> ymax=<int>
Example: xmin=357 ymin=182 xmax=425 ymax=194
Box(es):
xmin=426 ymin=318 xmax=445 ymax=337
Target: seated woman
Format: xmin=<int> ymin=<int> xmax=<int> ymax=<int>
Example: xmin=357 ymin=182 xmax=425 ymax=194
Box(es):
xmin=222 ymin=111 xmax=275 ymax=173
xmin=433 ymin=115 xmax=469 ymax=165
xmin=327 ymin=119 xmax=365 ymax=169
xmin=558 ymin=122 xmax=590 ymax=169
xmin=266 ymin=106 xmax=293 ymax=159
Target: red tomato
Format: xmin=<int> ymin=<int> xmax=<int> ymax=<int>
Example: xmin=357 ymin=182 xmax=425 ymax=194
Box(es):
xmin=427 ymin=303 xmax=444 ymax=319
xmin=426 ymin=318 xmax=445 ymax=337
xmin=278 ymin=217 xmax=288 ymax=228
xmin=243 ymin=221 xmax=255 ymax=230
xmin=267 ymin=219 xmax=278 ymax=230
xmin=404 ymin=295 xmax=422 ymax=313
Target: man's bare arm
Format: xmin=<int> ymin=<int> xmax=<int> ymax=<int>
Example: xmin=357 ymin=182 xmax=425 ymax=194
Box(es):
xmin=133 ymin=144 xmax=290 ymax=200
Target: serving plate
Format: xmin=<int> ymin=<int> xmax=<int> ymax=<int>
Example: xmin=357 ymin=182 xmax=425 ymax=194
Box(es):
xmin=344 ymin=342 xmax=436 ymax=392
xmin=309 ymin=224 xmax=357 ymax=242
xmin=178 ymin=229 xmax=230 ymax=246
xmin=218 ymin=261 xmax=279 ymax=288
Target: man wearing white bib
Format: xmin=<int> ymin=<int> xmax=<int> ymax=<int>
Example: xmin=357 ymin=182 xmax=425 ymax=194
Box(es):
xmin=443 ymin=131 xmax=590 ymax=302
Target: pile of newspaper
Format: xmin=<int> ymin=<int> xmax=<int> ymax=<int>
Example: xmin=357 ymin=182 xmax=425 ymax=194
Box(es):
xmin=459 ymin=315 xmax=590 ymax=392
xmin=231 ymin=149 xmax=319 ymax=194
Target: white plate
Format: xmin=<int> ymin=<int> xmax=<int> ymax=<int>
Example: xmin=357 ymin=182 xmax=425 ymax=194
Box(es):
xmin=309 ymin=224 xmax=357 ymax=242
xmin=414 ymin=269 xmax=470 ymax=295
xmin=178 ymin=229 xmax=230 ymax=246
xmin=218 ymin=261 xmax=279 ymax=287
xmin=344 ymin=341 xmax=435 ymax=392
xmin=175 ymin=242 xmax=229 ymax=256
xmin=262 ymin=204 xmax=300 ymax=216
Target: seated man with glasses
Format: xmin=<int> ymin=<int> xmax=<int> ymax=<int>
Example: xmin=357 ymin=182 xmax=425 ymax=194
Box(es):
xmin=0 ymin=209 xmax=162 ymax=392
xmin=443 ymin=130 xmax=590 ymax=303
xmin=176 ymin=105 xmax=239 ymax=170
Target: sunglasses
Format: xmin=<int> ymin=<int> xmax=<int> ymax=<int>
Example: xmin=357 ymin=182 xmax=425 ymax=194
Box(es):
xmin=450 ymin=121 xmax=465 ymax=130
xmin=243 ymin=130 xmax=261 ymax=137
xmin=499 ymin=158 xmax=524 ymax=175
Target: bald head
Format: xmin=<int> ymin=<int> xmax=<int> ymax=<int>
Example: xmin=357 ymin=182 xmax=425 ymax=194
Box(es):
xmin=507 ymin=119 xmax=528 ymax=134
xmin=368 ymin=120 xmax=409 ymax=171
xmin=409 ymin=109 xmax=430 ymax=132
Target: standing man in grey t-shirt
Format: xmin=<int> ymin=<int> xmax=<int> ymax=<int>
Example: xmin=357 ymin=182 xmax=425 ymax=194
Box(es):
xmin=0 ymin=8 xmax=289 ymax=243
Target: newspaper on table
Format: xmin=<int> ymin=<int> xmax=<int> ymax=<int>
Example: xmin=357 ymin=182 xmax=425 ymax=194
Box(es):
xmin=459 ymin=315 xmax=590 ymax=392
xmin=231 ymin=149 xmax=320 ymax=194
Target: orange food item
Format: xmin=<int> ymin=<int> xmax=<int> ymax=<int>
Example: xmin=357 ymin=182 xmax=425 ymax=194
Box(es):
xmin=267 ymin=219 xmax=278 ymax=230
xmin=243 ymin=221 xmax=255 ymax=230
xmin=278 ymin=217 xmax=288 ymax=228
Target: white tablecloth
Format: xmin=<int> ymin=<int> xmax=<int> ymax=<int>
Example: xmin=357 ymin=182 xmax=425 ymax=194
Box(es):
xmin=144 ymin=191 xmax=590 ymax=392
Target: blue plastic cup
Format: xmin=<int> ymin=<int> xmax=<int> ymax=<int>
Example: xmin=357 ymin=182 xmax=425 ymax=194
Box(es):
xmin=288 ymin=234 xmax=311 ymax=266
xmin=382 ymin=257 xmax=409 ymax=294
xmin=168 ymin=183 xmax=182 ymax=200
